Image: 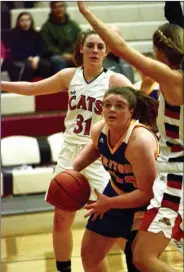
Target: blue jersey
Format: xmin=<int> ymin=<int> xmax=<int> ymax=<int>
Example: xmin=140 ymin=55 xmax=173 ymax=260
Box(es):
xmin=98 ymin=120 xmax=157 ymax=193
xmin=150 ymin=89 xmax=159 ymax=100
xmin=87 ymin=120 xmax=158 ymax=238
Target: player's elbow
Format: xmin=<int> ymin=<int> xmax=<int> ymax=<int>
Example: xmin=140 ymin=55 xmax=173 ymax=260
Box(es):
xmin=138 ymin=191 xmax=153 ymax=207
xmin=26 ymin=83 xmax=37 ymax=96
xmin=141 ymin=187 xmax=154 ymax=202
xmin=72 ymin=160 xmax=82 ymax=172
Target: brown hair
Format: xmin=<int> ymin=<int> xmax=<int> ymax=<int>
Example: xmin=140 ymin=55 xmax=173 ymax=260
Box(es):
xmin=73 ymin=29 xmax=107 ymax=67
xmin=153 ymin=23 xmax=184 ymax=67
xmin=103 ymin=86 xmax=158 ymax=130
xmin=16 ymin=12 xmax=35 ymax=31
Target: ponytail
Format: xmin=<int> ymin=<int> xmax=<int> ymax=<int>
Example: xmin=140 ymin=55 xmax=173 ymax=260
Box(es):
xmin=134 ymin=91 xmax=158 ymax=130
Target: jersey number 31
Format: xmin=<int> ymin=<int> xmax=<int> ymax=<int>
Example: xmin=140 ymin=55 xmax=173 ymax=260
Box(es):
xmin=73 ymin=114 xmax=92 ymax=136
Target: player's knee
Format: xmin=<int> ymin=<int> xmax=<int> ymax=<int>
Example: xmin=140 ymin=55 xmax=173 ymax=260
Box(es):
xmin=81 ymin=244 xmax=102 ymax=269
xmin=81 ymin=243 xmax=92 ymax=267
xmin=53 ymin=209 xmax=74 ymax=231
xmin=132 ymin=253 xmax=143 ymax=270
xmin=132 ymin=246 xmax=148 ymax=270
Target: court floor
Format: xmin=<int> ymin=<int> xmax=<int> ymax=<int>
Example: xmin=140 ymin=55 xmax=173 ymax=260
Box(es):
xmin=1 ymin=225 xmax=183 ymax=272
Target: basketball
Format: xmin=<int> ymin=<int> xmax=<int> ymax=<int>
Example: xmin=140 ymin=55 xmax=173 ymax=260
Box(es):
xmin=46 ymin=169 xmax=91 ymax=211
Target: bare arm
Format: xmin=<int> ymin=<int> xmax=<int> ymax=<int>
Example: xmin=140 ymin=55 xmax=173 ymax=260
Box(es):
xmin=77 ymin=2 xmax=183 ymax=105
xmin=72 ymin=141 xmax=100 ymax=172
xmin=72 ymin=120 xmax=105 ymax=172
xmin=109 ymin=73 xmax=134 ymax=88
xmin=1 ymin=68 xmax=76 ymax=96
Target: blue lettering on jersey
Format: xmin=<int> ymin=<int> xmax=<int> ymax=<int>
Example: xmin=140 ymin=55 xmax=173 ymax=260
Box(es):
xmin=101 ymin=154 xmax=137 ymax=188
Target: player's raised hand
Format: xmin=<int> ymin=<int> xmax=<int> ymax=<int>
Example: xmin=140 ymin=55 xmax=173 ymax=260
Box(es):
xmin=77 ymin=1 xmax=89 ymax=15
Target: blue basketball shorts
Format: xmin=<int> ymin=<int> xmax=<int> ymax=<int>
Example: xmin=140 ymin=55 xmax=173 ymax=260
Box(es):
xmin=86 ymin=182 xmax=147 ymax=239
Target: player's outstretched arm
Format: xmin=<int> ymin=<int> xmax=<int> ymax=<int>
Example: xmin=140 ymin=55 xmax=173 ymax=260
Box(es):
xmin=0 ymin=68 xmax=75 ymax=96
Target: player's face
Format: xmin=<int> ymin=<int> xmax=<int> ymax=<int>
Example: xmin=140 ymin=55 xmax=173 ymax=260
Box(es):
xmin=81 ymin=34 xmax=107 ymax=67
xmin=102 ymin=94 xmax=133 ymax=128
xmin=18 ymin=15 xmax=32 ymax=31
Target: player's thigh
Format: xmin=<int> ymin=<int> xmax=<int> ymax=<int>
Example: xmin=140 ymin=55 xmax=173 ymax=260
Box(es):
xmin=133 ymin=230 xmax=170 ymax=258
xmin=54 ymin=142 xmax=77 ymax=175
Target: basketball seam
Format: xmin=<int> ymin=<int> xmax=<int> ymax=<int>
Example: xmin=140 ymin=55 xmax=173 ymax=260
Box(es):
xmin=63 ymin=171 xmax=84 ymax=188
xmin=62 ymin=170 xmax=90 ymax=198
xmin=54 ymin=177 xmax=86 ymax=206
xmin=47 ymin=191 xmax=77 ymax=210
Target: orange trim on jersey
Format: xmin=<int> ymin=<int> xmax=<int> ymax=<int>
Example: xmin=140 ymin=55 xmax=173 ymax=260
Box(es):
xmin=107 ymin=131 xmax=126 ymax=154
xmin=107 ymin=120 xmax=137 ymax=154
xmin=146 ymin=82 xmax=158 ymax=95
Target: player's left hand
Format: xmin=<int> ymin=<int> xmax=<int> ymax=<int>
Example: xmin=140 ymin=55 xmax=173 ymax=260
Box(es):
xmin=84 ymin=189 xmax=111 ymax=221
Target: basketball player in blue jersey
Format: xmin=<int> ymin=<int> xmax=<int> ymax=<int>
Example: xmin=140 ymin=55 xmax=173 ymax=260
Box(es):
xmin=77 ymin=2 xmax=184 ymax=271
xmin=73 ymin=86 xmax=159 ymax=272
xmin=1 ymin=29 xmax=133 ymax=272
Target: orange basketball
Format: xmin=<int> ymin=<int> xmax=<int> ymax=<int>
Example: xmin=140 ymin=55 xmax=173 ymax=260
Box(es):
xmin=46 ymin=169 xmax=91 ymax=211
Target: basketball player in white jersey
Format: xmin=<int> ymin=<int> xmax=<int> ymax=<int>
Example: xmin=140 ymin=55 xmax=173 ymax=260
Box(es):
xmin=1 ymin=29 xmax=133 ymax=272
xmin=77 ymin=2 xmax=183 ymax=271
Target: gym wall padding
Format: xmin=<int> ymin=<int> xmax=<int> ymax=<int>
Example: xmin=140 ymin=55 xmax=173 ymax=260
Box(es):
xmin=1 ymin=133 xmax=64 ymax=197
xmin=1 ymin=112 xmax=66 ymax=138
xmin=1 ymin=91 xmax=68 ymax=115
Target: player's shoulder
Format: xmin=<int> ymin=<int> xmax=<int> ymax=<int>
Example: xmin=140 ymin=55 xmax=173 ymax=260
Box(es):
xmin=91 ymin=120 xmax=105 ymax=134
xmin=133 ymin=125 xmax=156 ymax=140
xmin=130 ymin=126 xmax=157 ymax=150
xmin=109 ymin=71 xmax=133 ymax=88
xmin=91 ymin=120 xmax=105 ymax=140
xmin=58 ymin=67 xmax=76 ymax=77
xmin=57 ymin=67 xmax=76 ymax=86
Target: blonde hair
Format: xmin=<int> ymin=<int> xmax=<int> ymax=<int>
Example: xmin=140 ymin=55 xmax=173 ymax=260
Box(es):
xmin=153 ymin=23 xmax=184 ymax=67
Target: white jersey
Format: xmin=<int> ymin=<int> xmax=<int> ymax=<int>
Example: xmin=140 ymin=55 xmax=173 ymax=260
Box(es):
xmin=157 ymin=92 xmax=184 ymax=164
xmin=141 ymin=92 xmax=184 ymax=241
xmin=148 ymin=92 xmax=184 ymax=224
xmin=63 ymin=66 xmax=114 ymax=145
